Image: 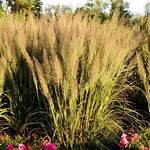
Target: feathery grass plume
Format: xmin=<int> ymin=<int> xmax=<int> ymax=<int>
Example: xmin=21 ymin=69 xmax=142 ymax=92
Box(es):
xmin=0 ymin=46 xmax=7 ymax=96
xmin=0 ymin=14 xmax=48 ymax=136
xmin=34 ymin=58 xmax=49 ymax=98
xmin=27 ymin=14 xmax=141 ymax=148
xmin=0 ymin=12 xmax=144 ymax=149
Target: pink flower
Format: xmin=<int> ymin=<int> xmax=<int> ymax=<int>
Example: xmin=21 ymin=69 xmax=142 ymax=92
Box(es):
xmin=119 ymin=133 xmax=129 ymax=149
xmin=45 ymin=143 xmax=57 ymax=150
xmin=17 ymin=144 xmax=27 ymax=150
xmin=121 ymin=133 xmax=128 ymax=138
xmin=144 ymin=147 xmax=150 ymax=150
xmin=6 ymin=144 xmax=13 ymax=150
xmin=119 ymin=138 xmax=129 ymax=147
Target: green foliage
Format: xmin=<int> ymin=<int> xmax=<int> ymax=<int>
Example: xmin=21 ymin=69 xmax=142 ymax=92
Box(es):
xmin=5 ymin=0 xmax=42 ymax=16
xmin=32 ymin=0 xmax=43 ymax=16
xmin=0 ymin=133 xmax=28 ymax=146
xmin=75 ymin=0 xmax=132 ymax=23
xmin=45 ymin=4 xmax=72 ymax=17
xmin=0 ymin=0 xmax=2 ymax=10
xmin=145 ymin=2 xmax=150 ymax=16
xmin=110 ymin=0 xmax=132 ymax=19
xmin=140 ymin=128 xmax=150 ymax=147
xmin=79 ymin=0 xmax=109 ymax=22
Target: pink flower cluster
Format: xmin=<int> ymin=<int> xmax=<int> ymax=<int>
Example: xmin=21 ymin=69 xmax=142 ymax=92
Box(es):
xmin=119 ymin=133 xmax=130 ymax=149
xmin=6 ymin=144 xmax=28 ymax=150
xmin=6 ymin=143 xmax=57 ymax=150
xmin=119 ymin=131 xmax=150 ymax=150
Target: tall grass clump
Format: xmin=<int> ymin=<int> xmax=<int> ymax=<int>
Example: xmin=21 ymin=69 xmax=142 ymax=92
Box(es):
xmin=137 ymin=16 xmax=150 ymax=113
xmin=0 ymin=13 xmax=142 ymax=149
xmin=0 ymin=14 xmax=48 ymax=136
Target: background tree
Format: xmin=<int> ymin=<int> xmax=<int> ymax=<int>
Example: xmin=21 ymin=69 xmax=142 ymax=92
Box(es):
xmin=32 ymin=0 xmax=42 ymax=16
xmin=5 ymin=0 xmax=42 ymax=16
xmin=145 ymin=2 xmax=150 ymax=16
xmin=0 ymin=0 xmax=6 ymax=16
xmin=45 ymin=4 xmax=72 ymax=18
xmin=0 ymin=0 xmax=2 ymax=10
xmin=83 ymin=0 xmax=109 ymax=22
xmin=109 ymin=0 xmax=132 ymax=19
xmin=76 ymin=0 xmax=132 ymax=22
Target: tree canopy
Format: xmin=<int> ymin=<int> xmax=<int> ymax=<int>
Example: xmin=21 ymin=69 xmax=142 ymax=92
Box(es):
xmin=5 ymin=0 xmax=42 ymax=16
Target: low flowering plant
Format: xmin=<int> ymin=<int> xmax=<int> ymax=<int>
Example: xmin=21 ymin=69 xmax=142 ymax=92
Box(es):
xmin=45 ymin=143 xmax=57 ymax=150
xmin=119 ymin=128 xmax=150 ymax=150
xmin=0 ymin=133 xmax=57 ymax=150
xmin=119 ymin=133 xmax=130 ymax=149
xmin=2 ymin=142 xmax=57 ymax=150
xmin=6 ymin=144 xmax=13 ymax=150
xmin=17 ymin=144 xmax=27 ymax=150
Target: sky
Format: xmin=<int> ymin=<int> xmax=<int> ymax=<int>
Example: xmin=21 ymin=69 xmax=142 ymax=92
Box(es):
xmin=41 ymin=0 xmax=150 ymax=15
